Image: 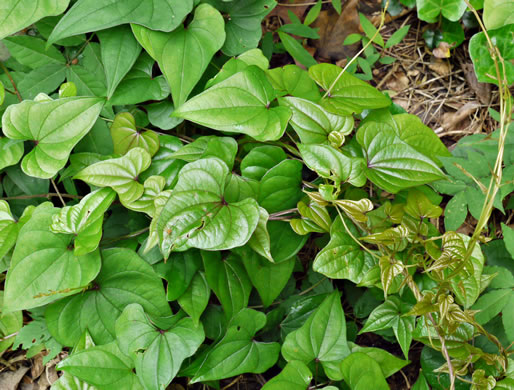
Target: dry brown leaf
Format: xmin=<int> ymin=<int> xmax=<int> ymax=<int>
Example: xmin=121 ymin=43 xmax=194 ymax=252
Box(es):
xmin=462 ymin=63 xmax=491 ymax=105
xmin=428 ymin=58 xmax=452 ymax=76
xmin=311 ymin=0 xmax=361 ymax=61
xmin=0 ymin=366 xmax=30 ymax=390
xmin=386 ymin=71 xmax=409 ymax=92
xmin=433 ymin=41 xmax=452 ymax=59
xmin=441 ymin=102 xmax=480 ymax=130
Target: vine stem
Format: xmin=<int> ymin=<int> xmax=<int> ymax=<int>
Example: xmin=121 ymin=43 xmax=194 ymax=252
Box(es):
xmin=51 ymin=178 xmax=66 ymax=206
xmin=0 ymin=62 xmax=22 ymax=102
xmin=0 ymin=193 xmax=82 ymax=201
xmin=322 ymin=0 xmax=390 ymax=99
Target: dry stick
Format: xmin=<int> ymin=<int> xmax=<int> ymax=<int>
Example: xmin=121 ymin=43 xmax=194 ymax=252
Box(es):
xmin=51 ymin=178 xmax=66 ymax=207
xmin=0 ymin=62 xmax=22 ymax=102
xmin=322 ymin=0 xmax=390 ymax=99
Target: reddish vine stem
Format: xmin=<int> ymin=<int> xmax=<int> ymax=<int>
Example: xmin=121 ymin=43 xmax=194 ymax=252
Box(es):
xmin=0 ymin=193 xmax=82 ymax=201
xmin=0 ymin=62 xmax=22 ymax=102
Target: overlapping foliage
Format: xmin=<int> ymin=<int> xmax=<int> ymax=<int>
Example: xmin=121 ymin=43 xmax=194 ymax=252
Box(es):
xmin=0 ymin=0 xmax=513 ymax=389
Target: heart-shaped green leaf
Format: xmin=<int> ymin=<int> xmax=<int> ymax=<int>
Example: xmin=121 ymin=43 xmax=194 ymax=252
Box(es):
xmin=3 ymin=36 xmax=66 ymax=70
xmin=469 ymin=24 xmax=514 ymax=86
xmin=484 ymin=0 xmax=514 ymax=29
xmin=299 ymin=144 xmax=366 ymax=186
xmin=340 ymin=352 xmax=389 ymax=389
xmin=258 ymin=159 xmax=303 ymax=213
xmin=57 ymin=342 xmax=143 ymax=390
xmin=50 ymin=188 xmax=116 ymax=256
xmin=247 ymin=207 xmax=273 ymax=262
xmin=98 ymin=26 xmax=142 ymax=99
xmin=171 ymin=136 xmax=238 ymax=170
xmin=282 ymin=290 xmax=351 ymax=376
xmin=357 ymin=119 xmax=445 ymax=193
xmin=183 ymin=308 xmax=280 ymax=383
xmin=132 ymin=4 xmax=225 ymax=108
xmin=267 ymin=64 xmax=321 ymax=101
xmin=202 ymin=0 xmax=276 ymax=56
xmin=178 ymin=272 xmax=210 ymax=326
xmin=2 ymin=96 xmax=104 ymax=179
xmin=4 ymin=203 xmax=101 ymax=313
xmin=359 ymin=296 xmax=415 ymax=359
xmin=262 ymin=360 xmax=312 ymax=390
xmin=309 ymin=64 xmax=390 ymax=114
xmin=121 ymin=176 xmax=166 ymax=216
xmin=45 ymin=248 xmax=171 ymax=346
xmin=241 ymin=145 xmax=286 ymax=181
xmin=174 ymin=66 xmax=292 ymax=142
xmin=157 ymin=158 xmax=260 ymax=257
xmin=241 ymin=247 xmax=295 ymax=307
xmin=48 ymin=0 xmax=194 ymax=45
xmin=416 ymin=0 xmax=467 ymax=22
xmin=115 ymin=304 xmax=204 ymax=390
xmin=110 ymin=112 xmax=159 ymax=157
xmin=0 ymin=0 xmax=70 ymax=40
xmin=279 ymin=97 xmax=353 ymax=145
xmin=74 ymin=147 xmax=152 ymax=204
xmin=203 ymin=251 xmax=252 ymax=319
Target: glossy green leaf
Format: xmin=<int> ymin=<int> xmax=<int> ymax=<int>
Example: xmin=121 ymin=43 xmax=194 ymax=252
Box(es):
xmin=51 ymin=331 xmax=97 ymax=390
xmin=279 ymin=97 xmax=353 ymax=144
xmin=502 ymin=223 xmax=514 ymax=258
xmin=3 ymin=36 xmax=65 ymax=69
xmin=405 ymin=188 xmax=443 ymax=220
xmin=241 ymin=145 xmax=286 ymax=181
xmin=4 ymin=203 xmax=101 ymax=312
xmin=299 ymin=144 xmax=366 ymax=186
xmin=178 ymin=272 xmax=210 ymax=326
xmin=184 ymin=308 xmax=281 ymax=383
xmin=261 ymin=360 xmax=312 ymax=390
xmin=259 ymin=159 xmax=303 ymax=213
xmin=278 ymin=32 xmax=317 ymax=68
xmin=171 ymin=136 xmax=238 ymax=170
xmin=0 ymin=0 xmax=70 ymax=40
xmin=98 ymin=26 xmax=142 ymax=99
xmin=174 ymin=66 xmax=292 ymax=142
xmin=357 ymin=118 xmax=445 ymax=193
xmin=206 ymin=49 xmax=269 ymax=88
xmin=313 ymin=217 xmax=376 ymax=284
xmin=50 ymin=188 xmax=116 ymax=256
xmin=241 ymin=247 xmax=295 ymax=307
xmin=110 ymin=112 xmax=159 ymax=157
xmin=115 ymin=304 xmax=204 ymax=390
xmin=0 ymin=80 xmax=4 ymax=106
xmin=469 ymin=24 xmax=514 ymax=86
xmin=484 ymin=0 xmax=514 ymax=29
xmin=202 ymin=0 xmax=276 ymax=56
xmin=48 ymin=0 xmax=194 ymax=44
xmin=266 ymin=65 xmax=321 ymax=101
xmin=359 ymin=296 xmax=415 ymax=359
xmin=157 ymin=158 xmax=260 ymax=256
xmin=17 ymin=63 xmax=67 ymax=100
xmin=45 ymin=248 xmax=171 ymax=346
xmin=74 ymin=147 xmax=152 ymax=204
xmin=416 ymin=0 xmax=467 ymax=22
xmin=57 ymin=342 xmax=143 ymax=390
xmin=282 ymin=291 xmax=350 ymax=370
xmin=153 ymin=249 xmax=202 ymax=301
xmin=350 ymin=345 xmax=410 ymax=378
xmin=340 ymin=352 xmax=389 ymax=390
xmin=121 ymin=176 xmax=167 ymax=216
xmin=269 ymin=221 xmax=308 ymax=263
xmin=109 ymin=53 xmax=170 ymax=106
xmin=139 ymin=134 xmax=184 ymax=187
xmin=361 ymin=111 xmax=451 ymax=165
xmin=132 ymin=4 xmax=225 ymax=108
xmin=0 ymin=291 xmax=23 ymax=354
xmin=471 ymin=289 xmax=512 ymax=325
xmin=247 ymin=207 xmax=273 ymax=261
xmin=309 ymin=64 xmax=390 ymax=114
xmin=0 ymin=200 xmax=25 ymax=266
xmin=2 ymin=96 xmax=104 ymax=179
xmin=146 ymin=101 xmax=182 ymax=131
xmin=0 ymin=138 xmax=24 ymax=172
xmin=203 ymin=251 xmax=252 ymax=319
